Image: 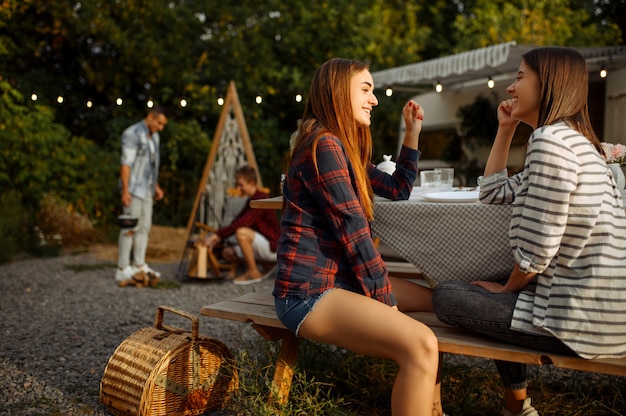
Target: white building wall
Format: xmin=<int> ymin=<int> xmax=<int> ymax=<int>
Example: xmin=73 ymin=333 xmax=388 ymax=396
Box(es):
xmin=605 ymin=67 xmax=626 ymax=143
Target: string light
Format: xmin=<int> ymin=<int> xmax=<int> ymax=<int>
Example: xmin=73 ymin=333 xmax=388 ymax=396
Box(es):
xmin=295 ymin=93 xmax=302 ymax=103
xmin=600 ymin=65 xmax=607 ymax=78
xmin=23 ymin=88 xmax=281 ymax=108
xmin=385 ymin=88 xmax=393 ymax=97
xmin=435 ymin=81 xmax=443 ymax=93
xmin=487 ymin=77 xmax=495 ymax=89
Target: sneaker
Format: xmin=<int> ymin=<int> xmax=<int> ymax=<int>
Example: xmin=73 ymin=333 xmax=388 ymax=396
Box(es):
xmin=232 ymin=265 xmax=277 ymax=286
xmin=134 ymin=263 xmax=161 ymax=279
xmin=501 ymin=398 xmax=539 ymax=416
xmin=115 ymin=265 xmax=135 ymax=282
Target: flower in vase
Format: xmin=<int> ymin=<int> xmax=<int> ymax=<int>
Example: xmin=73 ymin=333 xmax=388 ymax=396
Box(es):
xmin=601 ymin=142 xmax=626 ymax=165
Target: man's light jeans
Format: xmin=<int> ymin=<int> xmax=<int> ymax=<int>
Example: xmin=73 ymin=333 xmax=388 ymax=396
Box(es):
xmin=117 ymin=193 xmax=153 ymax=268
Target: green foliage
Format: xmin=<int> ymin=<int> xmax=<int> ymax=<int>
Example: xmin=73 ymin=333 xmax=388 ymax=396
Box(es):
xmin=452 ymin=0 xmax=623 ymax=50
xmin=1 ymin=0 xmax=623 ymax=244
xmin=0 ymin=80 xmax=119 ymax=223
xmin=457 ymin=94 xmax=499 ymax=145
xmin=154 ymin=118 xmax=213 ymax=225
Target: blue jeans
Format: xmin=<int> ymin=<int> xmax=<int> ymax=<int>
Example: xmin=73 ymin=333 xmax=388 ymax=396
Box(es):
xmin=275 ymin=280 xmax=362 ymax=336
xmin=117 ymin=193 xmax=153 ymax=268
xmin=432 ymin=280 xmax=575 ymax=390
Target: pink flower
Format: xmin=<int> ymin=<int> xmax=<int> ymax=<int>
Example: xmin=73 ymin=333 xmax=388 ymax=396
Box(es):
xmin=601 ymin=142 xmax=626 ymax=164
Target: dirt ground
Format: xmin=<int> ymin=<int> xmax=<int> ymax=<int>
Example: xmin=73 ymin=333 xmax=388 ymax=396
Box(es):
xmin=88 ymin=225 xmax=188 ymax=264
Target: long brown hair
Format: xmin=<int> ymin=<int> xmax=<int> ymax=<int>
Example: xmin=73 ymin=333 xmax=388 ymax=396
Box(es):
xmin=522 ymin=47 xmax=602 ymax=154
xmin=290 ymin=58 xmax=375 ymax=219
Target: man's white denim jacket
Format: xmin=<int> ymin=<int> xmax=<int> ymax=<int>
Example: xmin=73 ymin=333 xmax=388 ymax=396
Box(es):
xmin=120 ymin=120 xmax=160 ymax=200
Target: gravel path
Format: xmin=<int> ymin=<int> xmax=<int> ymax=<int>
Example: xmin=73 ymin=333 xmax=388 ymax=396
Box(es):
xmin=0 ymin=252 xmax=274 ymax=415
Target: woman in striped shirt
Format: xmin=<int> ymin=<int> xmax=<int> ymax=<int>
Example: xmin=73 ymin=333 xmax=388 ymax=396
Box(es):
xmin=274 ymin=58 xmax=443 ymax=416
xmin=433 ymin=47 xmax=626 ymax=416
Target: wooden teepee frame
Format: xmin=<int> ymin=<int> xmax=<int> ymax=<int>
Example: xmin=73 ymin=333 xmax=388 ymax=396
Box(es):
xmin=178 ymin=81 xmax=262 ymax=279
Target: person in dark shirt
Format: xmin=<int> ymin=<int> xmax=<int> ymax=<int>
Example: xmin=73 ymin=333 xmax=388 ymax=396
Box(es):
xmin=273 ymin=58 xmax=443 ymax=416
xmin=203 ymin=165 xmax=279 ymax=285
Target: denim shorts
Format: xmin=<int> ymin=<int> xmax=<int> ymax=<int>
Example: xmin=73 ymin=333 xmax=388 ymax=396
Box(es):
xmin=275 ymin=280 xmax=360 ymax=335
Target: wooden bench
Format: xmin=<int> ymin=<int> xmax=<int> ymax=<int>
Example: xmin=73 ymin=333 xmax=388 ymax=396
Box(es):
xmin=201 ymin=291 xmax=626 ymax=405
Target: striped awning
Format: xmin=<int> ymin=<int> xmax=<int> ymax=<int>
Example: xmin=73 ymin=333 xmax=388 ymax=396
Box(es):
xmin=372 ymin=41 xmax=626 ymax=90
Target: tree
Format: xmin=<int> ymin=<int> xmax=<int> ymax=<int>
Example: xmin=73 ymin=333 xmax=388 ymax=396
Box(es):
xmin=452 ymin=0 xmax=622 ymax=50
xmin=0 ymin=78 xmax=118 ymax=231
xmin=1 ymin=0 xmax=623 ymax=234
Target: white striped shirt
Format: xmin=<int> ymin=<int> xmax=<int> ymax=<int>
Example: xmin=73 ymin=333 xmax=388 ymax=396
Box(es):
xmin=479 ymin=122 xmax=626 ymax=359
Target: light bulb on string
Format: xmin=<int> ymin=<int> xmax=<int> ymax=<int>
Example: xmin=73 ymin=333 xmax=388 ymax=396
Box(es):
xmin=217 ymin=95 xmax=224 ymax=106
xmin=435 ymin=81 xmax=443 ymax=93
xmin=487 ymin=77 xmax=495 ymax=89
xmin=57 ymin=95 xmax=64 ymax=104
xmin=385 ymin=88 xmax=393 ymax=97
xmin=295 ymin=93 xmax=302 ymax=103
xmin=116 ymin=97 xmax=123 ymax=106
xmin=255 ymin=93 xmax=262 ymax=105
xmin=179 ymin=98 xmax=188 ymax=108
xmin=146 ymin=99 xmax=154 ymax=108
xmin=86 ymin=99 xmax=93 ymax=108
xmin=600 ymin=65 xmax=607 ymax=78
xmin=31 ymin=93 xmax=38 ymax=101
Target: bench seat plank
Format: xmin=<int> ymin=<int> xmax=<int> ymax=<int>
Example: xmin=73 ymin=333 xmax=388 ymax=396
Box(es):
xmin=201 ymin=293 xmax=626 ymax=390
xmin=202 ymin=292 xmax=286 ymax=329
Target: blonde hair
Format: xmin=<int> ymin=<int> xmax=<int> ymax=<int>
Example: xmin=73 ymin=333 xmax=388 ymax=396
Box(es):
xmin=523 ymin=47 xmax=602 ymax=154
xmin=291 ymin=58 xmax=375 ymax=219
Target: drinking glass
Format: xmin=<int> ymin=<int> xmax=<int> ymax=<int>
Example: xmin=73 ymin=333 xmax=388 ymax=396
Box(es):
xmin=420 ymin=170 xmax=442 ymax=190
xmin=435 ymin=168 xmax=454 ymax=189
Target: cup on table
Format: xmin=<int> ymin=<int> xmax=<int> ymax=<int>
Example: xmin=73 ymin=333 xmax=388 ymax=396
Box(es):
xmin=420 ymin=170 xmax=442 ymax=191
xmin=435 ymin=168 xmax=454 ymax=189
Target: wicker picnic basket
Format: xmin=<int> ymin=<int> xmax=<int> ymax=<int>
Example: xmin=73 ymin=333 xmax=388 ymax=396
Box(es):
xmin=99 ymin=305 xmax=238 ymax=416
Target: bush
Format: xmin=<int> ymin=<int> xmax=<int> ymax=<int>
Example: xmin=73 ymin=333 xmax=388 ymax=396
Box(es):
xmin=31 ymin=193 xmax=99 ymax=254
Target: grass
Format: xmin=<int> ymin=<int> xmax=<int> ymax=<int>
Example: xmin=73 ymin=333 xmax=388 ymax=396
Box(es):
xmin=220 ymin=334 xmax=626 ymax=416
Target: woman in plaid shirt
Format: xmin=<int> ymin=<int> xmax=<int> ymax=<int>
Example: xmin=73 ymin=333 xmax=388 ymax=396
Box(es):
xmin=273 ymin=58 xmax=443 ymax=416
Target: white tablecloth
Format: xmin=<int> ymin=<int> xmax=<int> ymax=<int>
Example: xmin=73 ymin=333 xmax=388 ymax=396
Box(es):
xmin=372 ymin=195 xmax=515 ymax=287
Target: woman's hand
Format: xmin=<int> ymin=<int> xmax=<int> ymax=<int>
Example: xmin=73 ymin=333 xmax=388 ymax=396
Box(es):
xmin=202 ymin=234 xmax=220 ymax=250
xmin=472 ymin=264 xmax=537 ymax=293
xmin=497 ymin=99 xmax=520 ymax=131
xmin=401 ymin=100 xmax=424 ymax=149
xmin=471 ymin=280 xmax=506 ymax=293
xmin=483 ymin=100 xmax=520 ymax=175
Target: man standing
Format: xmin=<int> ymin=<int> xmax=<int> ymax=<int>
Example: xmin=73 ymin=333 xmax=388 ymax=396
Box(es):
xmin=115 ymin=106 xmax=168 ymax=284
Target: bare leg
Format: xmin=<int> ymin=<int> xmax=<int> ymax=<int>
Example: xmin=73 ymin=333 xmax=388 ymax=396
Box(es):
xmin=391 ymin=276 xmax=442 ymax=412
xmin=299 ymin=289 xmax=440 ymax=416
xmin=434 ymin=352 xmax=443 ymax=414
xmin=389 ymin=276 xmax=434 ymax=312
xmin=234 ymin=227 xmax=262 ymax=277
